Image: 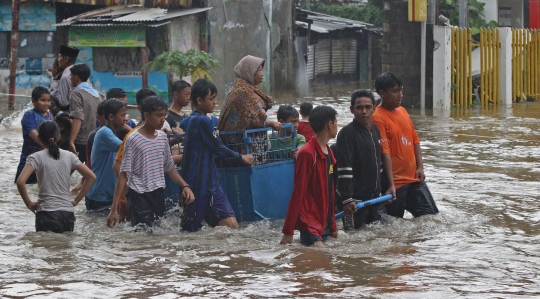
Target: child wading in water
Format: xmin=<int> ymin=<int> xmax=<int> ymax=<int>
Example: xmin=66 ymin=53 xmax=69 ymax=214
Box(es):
xmin=15 ymin=87 xmax=54 ymax=184
xmin=16 ymin=121 xmax=96 ymax=233
xmin=280 ymin=105 xmax=339 ymax=247
xmin=107 ymin=96 xmax=194 ymax=229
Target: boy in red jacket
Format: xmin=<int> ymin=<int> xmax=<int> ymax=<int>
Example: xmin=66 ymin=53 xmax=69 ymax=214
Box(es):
xmin=280 ymin=105 xmax=338 ymax=247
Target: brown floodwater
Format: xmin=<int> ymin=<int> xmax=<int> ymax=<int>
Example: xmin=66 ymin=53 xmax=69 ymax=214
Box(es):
xmin=0 ymin=83 xmax=539 ymax=298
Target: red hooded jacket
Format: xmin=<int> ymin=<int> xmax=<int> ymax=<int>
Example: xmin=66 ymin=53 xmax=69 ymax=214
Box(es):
xmin=282 ymin=138 xmax=337 ymax=237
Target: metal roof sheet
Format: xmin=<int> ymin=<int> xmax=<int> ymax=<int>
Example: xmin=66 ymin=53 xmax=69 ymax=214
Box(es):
xmin=153 ymin=7 xmax=212 ymax=21
xmin=113 ymin=8 xmax=167 ymax=22
xmin=296 ymin=8 xmax=376 ymax=33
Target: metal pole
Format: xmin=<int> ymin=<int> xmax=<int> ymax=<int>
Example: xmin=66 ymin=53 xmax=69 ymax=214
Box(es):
xmin=421 ymin=21 xmax=426 ymax=110
xmin=459 ymin=0 xmax=469 ymax=28
xmin=8 ymin=0 xmax=20 ymax=111
xmin=427 ymin=0 xmax=436 ymax=25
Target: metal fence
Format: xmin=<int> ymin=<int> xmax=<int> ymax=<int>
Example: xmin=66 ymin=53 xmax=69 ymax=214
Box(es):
xmin=512 ymin=29 xmax=540 ymax=102
xmin=479 ymin=28 xmax=500 ymax=106
xmin=451 ymin=27 xmax=473 ymax=107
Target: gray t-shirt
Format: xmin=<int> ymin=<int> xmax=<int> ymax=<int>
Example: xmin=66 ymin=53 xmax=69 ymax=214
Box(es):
xmin=26 ymin=149 xmax=81 ymax=212
xmin=69 ymin=88 xmax=102 ymax=145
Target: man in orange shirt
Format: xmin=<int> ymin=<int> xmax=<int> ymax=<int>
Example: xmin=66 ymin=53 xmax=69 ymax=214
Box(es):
xmin=372 ymin=72 xmax=438 ymax=218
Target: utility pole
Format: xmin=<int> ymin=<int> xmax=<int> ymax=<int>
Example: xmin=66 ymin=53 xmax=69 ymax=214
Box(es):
xmin=8 ymin=0 xmax=20 ymax=111
xmin=459 ymin=0 xmax=469 ymax=27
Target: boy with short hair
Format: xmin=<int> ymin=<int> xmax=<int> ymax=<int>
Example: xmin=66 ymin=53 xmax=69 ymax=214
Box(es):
xmin=15 ymin=86 xmax=53 ymax=184
xmin=280 ymin=105 xmax=339 ymax=247
xmin=68 ymin=63 xmax=103 ymax=163
xmin=167 ymin=80 xmax=191 ymax=134
xmin=85 ymin=99 xmax=126 ymax=211
xmin=298 ymin=102 xmax=315 ymax=142
xmin=181 ymin=79 xmax=254 ymax=232
xmin=372 ymin=72 xmax=438 ymax=218
xmin=107 ymin=88 xmax=136 ymax=128
xmin=269 ymin=105 xmax=306 ymax=159
xmin=107 ymin=96 xmax=194 ymax=228
xmin=86 ymin=101 xmax=108 ymax=172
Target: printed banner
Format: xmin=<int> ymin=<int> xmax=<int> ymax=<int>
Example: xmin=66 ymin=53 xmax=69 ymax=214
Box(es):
xmin=408 ymin=0 xmax=427 ymax=22
xmin=68 ymin=26 xmax=146 ymax=47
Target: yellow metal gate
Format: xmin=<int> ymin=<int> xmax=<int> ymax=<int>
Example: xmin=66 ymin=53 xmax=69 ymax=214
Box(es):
xmin=479 ymin=28 xmax=500 ymax=106
xmin=451 ymin=27 xmax=473 ymax=107
xmin=512 ymin=29 xmax=540 ymax=102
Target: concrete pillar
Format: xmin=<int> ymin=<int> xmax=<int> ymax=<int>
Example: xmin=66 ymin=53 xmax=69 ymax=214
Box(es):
xmin=432 ymin=26 xmax=451 ymax=110
xmin=498 ymin=27 xmax=512 ymax=107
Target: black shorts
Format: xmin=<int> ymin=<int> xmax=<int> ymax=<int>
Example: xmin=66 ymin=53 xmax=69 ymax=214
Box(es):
xmin=300 ymin=230 xmax=330 ymax=246
xmin=35 ymin=210 xmax=75 ymax=233
xmin=127 ymin=188 xmax=165 ymax=228
xmin=386 ymin=181 xmax=439 ymax=218
xmin=85 ymin=197 xmax=112 ymax=212
xmin=342 ymin=201 xmax=388 ymax=229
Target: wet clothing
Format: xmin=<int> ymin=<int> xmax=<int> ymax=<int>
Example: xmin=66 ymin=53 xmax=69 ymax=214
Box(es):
xmin=35 ymin=210 xmax=75 ymax=233
xmin=121 ymin=130 xmax=175 ymax=194
xmin=387 ymin=181 xmax=439 ymax=218
xmin=166 ymin=110 xmax=188 ymax=130
xmin=217 ymin=77 xmax=273 ymax=132
xmin=373 ymin=106 xmax=438 ymax=218
xmin=297 ymin=121 xmax=315 ymax=143
xmin=15 ymin=109 xmax=53 ymax=183
xmin=51 ymin=66 xmax=74 ymax=109
xmin=26 ymin=149 xmax=81 ymax=213
xmin=127 ymin=187 xmax=165 ymax=227
xmin=69 ymin=86 xmax=102 ymax=145
xmin=181 ymin=111 xmax=242 ymax=196
xmin=335 ymin=120 xmax=388 ymax=228
xmin=324 ymin=153 xmax=333 ymax=235
xmin=300 ymin=230 xmax=330 ymax=246
xmin=181 ymin=188 xmax=236 ymax=232
xmin=85 ymin=197 xmax=111 ymax=212
xmin=372 ymin=106 xmax=420 ymax=189
xmin=115 ymin=127 xmax=138 ymax=222
xmin=126 ymin=119 xmax=137 ymax=129
xmin=86 ymin=129 xmax=98 ymax=170
xmin=181 ymin=111 xmax=241 ymax=231
xmin=282 ymin=138 xmax=337 ymax=239
xmin=86 ymin=126 xmax=121 ymax=205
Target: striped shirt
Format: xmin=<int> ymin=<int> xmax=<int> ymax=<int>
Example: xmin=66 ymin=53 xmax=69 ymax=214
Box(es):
xmin=120 ymin=129 xmax=175 ymax=194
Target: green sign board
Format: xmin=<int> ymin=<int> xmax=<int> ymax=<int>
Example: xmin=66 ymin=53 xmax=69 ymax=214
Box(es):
xmin=68 ymin=26 xmax=146 ymax=47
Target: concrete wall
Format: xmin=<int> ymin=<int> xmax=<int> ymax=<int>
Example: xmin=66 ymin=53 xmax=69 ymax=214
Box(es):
xmin=382 ymin=0 xmax=425 ymax=108
xmin=207 ymin=0 xmax=297 ymax=99
xmin=483 ymin=0 xmax=499 ymax=24
xmin=169 ymin=15 xmax=201 ymax=53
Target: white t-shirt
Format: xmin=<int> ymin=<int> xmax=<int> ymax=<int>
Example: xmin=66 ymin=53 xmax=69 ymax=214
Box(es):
xmin=26 ymin=149 xmax=81 ymax=212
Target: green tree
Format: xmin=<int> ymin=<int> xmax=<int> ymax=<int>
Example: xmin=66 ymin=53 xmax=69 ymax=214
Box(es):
xmin=143 ymin=49 xmax=220 ymax=82
xmin=439 ymin=0 xmax=498 ymax=36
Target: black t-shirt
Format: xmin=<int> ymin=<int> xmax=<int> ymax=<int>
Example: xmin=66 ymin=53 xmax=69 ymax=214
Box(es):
xmin=166 ymin=110 xmax=187 ymax=129
xmin=324 ymin=152 xmax=333 ymax=235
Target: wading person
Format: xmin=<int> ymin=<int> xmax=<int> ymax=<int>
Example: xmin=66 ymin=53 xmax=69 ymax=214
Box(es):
xmin=372 ymin=72 xmax=439 ymax=218
xmin=335 ymin=90 xmax=395 ymax=229
xmin=16 ymin=121 xmax=96 ymax=233
xmin=50 ymin=45 xmax=79 ymax=112
xmin=269 ymin=105 xmax=306 ymax=160
xmin=85 ymin=99 xmax=126 ymax=212
xmin=107 ymin=96 xmax=194 ymax=229
xmin=180 ymin=79 xmax=253 ymax=232
xmin=298 ymin=102 xmax=315 ymax=142
xmin=15 ymin=87 xmax=53 ymax=184
xmin=48 ymin=58 xmax=64 ymax=116
xmin=68 ymin=63 xmax=103 ymax=163
xmin=280 ymin=105 xmax=338 ymax=247
xmin=106 ymin=88 xmax=136 ymax=128
xmin=167 ymin=80 xmax=191 ymax=135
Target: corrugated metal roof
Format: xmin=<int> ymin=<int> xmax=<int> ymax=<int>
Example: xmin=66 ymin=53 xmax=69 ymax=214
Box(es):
xmin=113 ymin=8 xmax=167 ymax=22
xmin=54 ymin=5 xmax=212 ymax=27
xmin=296 ymin=8 xmax=378 ymax=33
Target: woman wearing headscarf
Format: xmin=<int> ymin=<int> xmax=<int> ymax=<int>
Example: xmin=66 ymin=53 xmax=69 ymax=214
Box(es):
xmin=218 ymin=55 xmax=281 ymax=132
xmin=217 ymin=55 xmax=281 ymax=165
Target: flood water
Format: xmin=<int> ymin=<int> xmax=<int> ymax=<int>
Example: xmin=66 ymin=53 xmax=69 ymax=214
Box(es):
xmin=1 ymin=84 xmax=540 ymax=298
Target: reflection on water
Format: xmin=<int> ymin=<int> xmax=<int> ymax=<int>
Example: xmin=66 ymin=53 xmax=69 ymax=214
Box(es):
xmin=1 ymin=84 xmax=540 ymax=297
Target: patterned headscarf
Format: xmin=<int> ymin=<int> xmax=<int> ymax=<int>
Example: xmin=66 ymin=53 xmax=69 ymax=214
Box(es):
xmin=233 ymin=55 xmax=265 ymax=84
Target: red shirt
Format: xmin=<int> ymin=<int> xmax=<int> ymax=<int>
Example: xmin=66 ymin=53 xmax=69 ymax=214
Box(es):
xmin=282 ymin=138 xmax=337 ymax=237
xmin=297 ymin=121 xmax=315 ymax=142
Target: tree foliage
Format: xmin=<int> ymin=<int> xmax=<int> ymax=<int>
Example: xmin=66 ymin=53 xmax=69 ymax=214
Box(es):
xmin=439 ymin=0 xmax=498 ymax=36
xmin=143 ymin=49 xmax=220 ymax=82
xmin=310 ymin=1 xmax=383 ymax=26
